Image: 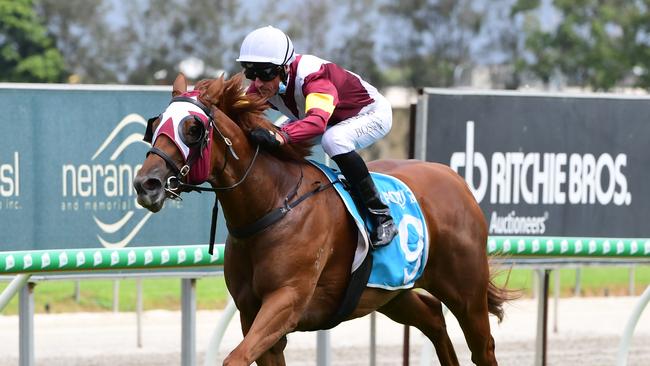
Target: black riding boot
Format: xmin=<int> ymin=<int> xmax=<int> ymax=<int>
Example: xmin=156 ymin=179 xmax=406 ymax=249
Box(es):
xmin=332 ymin=151 xmax=399 ymax=248
xmin=356 ymin=175 xmax=399 ymax=247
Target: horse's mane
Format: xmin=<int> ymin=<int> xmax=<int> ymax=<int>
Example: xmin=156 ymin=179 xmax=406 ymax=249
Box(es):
xmin=195 ymin=73 xmax=314 ymax=162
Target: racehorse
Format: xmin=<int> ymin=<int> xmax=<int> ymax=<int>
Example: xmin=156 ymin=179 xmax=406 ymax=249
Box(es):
xmin=133 ymin=72 xmax=512 ymax=366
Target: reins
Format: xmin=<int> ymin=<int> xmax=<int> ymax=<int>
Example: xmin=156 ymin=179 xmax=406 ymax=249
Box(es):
xmin=226 ymin=167 xmax=335 ymax=239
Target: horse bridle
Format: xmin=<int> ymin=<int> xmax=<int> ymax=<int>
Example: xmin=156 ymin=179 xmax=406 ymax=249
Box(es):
xmin=145 ymin=96 xmax=259 ymax=198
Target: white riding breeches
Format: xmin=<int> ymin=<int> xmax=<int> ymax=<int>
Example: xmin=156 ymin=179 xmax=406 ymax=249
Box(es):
xmin=320 ymin=94 xmax=393 ymax=157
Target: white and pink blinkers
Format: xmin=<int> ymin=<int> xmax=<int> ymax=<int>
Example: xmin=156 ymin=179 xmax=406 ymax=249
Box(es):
xmin=150 ymin=91 xmax=213 ymax=184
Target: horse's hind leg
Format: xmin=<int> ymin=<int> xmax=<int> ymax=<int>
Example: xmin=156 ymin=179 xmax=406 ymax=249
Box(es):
xmin=431 ymin=258 xmax=498 ymax=365
xmin=446 ymin=291 xmax=496 ymax=366
xmin=378 ymin=290 xmax=459 ymax=366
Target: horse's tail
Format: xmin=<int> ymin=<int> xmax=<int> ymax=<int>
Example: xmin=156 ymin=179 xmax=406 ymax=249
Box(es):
xmin=486 ymin=264 xmax=521 ymax=323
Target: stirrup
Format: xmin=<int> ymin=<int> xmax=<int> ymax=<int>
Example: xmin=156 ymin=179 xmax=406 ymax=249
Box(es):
xmin=370 ymin=221 xmax=398 ymax=248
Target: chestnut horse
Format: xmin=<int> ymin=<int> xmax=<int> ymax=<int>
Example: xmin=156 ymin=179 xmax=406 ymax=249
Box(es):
xmin=134 ymin=73 xmax=510 ymax=366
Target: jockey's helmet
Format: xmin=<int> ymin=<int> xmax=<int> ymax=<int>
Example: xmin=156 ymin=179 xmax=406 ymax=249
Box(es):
xmin=237 ymin=26 xmax=295 ymax=66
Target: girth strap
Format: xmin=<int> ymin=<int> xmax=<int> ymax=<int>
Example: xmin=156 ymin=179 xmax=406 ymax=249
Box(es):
xmin=322 ymin=250 xmax=373 ymax=330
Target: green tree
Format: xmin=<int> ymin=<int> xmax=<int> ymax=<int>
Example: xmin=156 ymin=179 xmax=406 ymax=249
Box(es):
xmin=513 ymin=0 xmax=650 ymax=91
xmin=471 ymin=0 xmax=530 ymax=90
xmin=250 ymin=0 xmax=337 ymax=63
xmin=120 ymin=0 xmax=239 ymax=84
xmin=36 ymin=0 xmax=123 ymax=83
xmin=330 ymin=0 xmax=384 ymax=88
xmin=284 ymin=0 xmax=332 ymax=56
xmin=36 ymin=0 xmax=242 ymax=84
xmin=380 ymin=0 xmax=482 ymax=88
xmin=0 ymin=0 xmax=65 ymax=82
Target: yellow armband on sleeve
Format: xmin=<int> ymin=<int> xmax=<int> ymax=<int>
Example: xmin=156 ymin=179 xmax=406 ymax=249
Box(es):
xmin=305 ymin=93 xmax=335 ymax=115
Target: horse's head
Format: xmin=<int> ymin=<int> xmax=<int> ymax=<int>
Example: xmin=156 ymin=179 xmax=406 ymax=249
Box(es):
xmin=134 ymin=73 xmax=220 ymax=212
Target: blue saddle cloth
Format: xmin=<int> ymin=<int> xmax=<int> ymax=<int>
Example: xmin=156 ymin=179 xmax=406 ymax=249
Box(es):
xmin=310 ymin=161 xmax=429 ymax=290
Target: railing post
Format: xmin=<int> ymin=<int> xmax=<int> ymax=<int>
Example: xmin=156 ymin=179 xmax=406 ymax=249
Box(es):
xmin=74 ymin=280 xmax=81 ymax=303
xmin=628 ymin=266 xmax=635 ymax=296
xmin=181 ymin=278 xmax=196 ymax=366
xmin=403 ymin=324 xmax=410 ymax=366
xmin=534 ymin=269 xmax=549 ymax=366
xmin=19 ymin=282 xmax=35 ymax=366
xmin=112 ymin=280 xmax=120 ymax=313
xmin=136 ymin=278 xmax=143 ymax=348
xmin=574 ymin=268 xmax=582 ymax=297
xmin=316 ymin=330 xmax=331 ymax=366
xmin=370 ymin=312 xmax=376 ymax=366
xmin=553 ymin=270 xmax=560 ymax=333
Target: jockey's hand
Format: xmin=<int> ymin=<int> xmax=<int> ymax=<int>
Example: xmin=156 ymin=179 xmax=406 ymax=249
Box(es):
xmin=250 ymin=127 xmax=285 ymax=149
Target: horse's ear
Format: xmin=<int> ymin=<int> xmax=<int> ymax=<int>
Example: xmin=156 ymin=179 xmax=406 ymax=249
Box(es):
xmin=172 ymin=73 xmax=188 ymax=97
xmin=206 ymin=76 xmax=225 ymax=104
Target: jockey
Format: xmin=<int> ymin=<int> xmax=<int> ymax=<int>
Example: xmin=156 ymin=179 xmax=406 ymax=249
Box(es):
xmin=237 ymin=25 xmax=399 ymax=248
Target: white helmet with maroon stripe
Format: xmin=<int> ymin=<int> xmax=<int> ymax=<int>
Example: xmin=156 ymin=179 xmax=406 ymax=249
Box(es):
xmin=237 ymin=26 xmax=296 ymax=66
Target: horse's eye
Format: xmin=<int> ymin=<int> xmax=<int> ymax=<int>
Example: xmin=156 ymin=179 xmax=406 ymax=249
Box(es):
xmin=179 ymin=116 xmax=205 ymax=147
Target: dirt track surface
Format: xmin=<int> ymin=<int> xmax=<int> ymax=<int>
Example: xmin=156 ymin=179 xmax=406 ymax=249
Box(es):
xmin=1 ymin=296 xmax=649 ymax=365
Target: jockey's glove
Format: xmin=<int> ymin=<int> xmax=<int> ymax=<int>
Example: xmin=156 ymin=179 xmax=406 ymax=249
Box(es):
xmin=250 ymin=127 xmax=284 ymax=149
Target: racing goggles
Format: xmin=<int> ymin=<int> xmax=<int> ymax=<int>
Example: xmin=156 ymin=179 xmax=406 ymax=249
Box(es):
xmin=241 ymin=62 xmax=282 ymax=82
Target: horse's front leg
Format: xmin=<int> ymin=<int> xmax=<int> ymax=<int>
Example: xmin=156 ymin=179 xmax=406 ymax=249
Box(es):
xmin=223 ymin=286 xmax=307 ymax=366
xmin=253 ymin=336 xmax=288 ymax=366
xmin=232 ymin=309 xmax=287 ymax=366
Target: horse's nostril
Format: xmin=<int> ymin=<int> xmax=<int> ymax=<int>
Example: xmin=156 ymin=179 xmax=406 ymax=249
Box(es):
xmin=143 ymin=177 xmax=163 ymax=192
xmin=134 ymin=176 xmax=163 ymax=194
